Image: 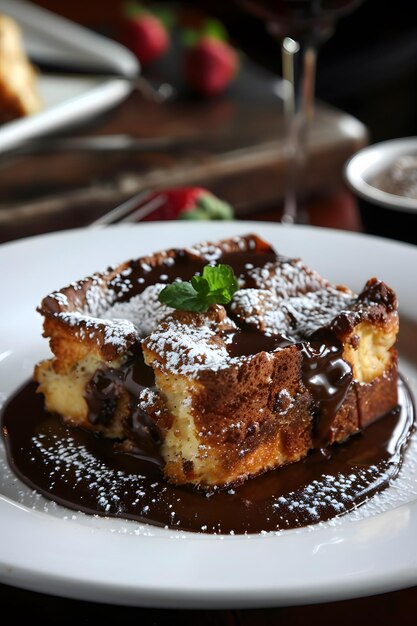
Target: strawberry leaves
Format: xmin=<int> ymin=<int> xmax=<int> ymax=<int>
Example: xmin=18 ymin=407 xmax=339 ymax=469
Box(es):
xmin=158 ymin=264 xmax=239 ymax=312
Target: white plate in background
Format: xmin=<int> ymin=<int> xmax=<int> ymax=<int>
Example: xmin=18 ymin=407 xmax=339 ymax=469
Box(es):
xmin=0 ymin=0 xmax=139 ymax=152
xmin=345 ymin=137 xmax=417 ymax=213
xmin=0 ymin=222 xmax=417 ymax=608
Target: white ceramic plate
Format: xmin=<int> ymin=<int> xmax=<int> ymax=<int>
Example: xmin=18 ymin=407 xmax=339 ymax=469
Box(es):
xmin=0 ymin=0 xmax=138 ymax=152
xmin=1 ymin=222 xmax=417 ymax=608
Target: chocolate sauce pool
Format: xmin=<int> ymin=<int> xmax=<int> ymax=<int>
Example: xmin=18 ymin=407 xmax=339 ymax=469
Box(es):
xmin=2 ymin=239 xmax=412 ymax=532
xmin=1 ymin=377 xmax=414 ymax=534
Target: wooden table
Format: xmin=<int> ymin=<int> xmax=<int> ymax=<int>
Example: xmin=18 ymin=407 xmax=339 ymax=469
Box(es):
xmin=0 ymin=60 xmax=366 ymax=243
xmin=1 ymin=4 xmax=416 ymax=620
xmin=0 ymin=581 xmax=417 ymax=625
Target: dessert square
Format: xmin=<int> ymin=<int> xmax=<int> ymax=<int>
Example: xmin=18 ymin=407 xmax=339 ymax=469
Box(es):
xmin=34 ymin=234 xmax=398 ymax=488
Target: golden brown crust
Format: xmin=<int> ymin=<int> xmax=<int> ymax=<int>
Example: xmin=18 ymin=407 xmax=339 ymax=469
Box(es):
xmin=357 ymin=360 xmax=398 ymax=428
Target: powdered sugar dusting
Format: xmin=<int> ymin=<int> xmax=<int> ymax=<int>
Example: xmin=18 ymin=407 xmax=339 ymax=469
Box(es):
xmin=286 ymin=288 xmax=354 ymax=338
xmin=231 ymin=286 xmax=353 ymax=338
xmin=187 ymin=243 xmax=223 ymax=263
xmin=42 ymin=236 xmax=355 ymax=357
xmin=50 ymin=292 xmax=69 ymax=307
xmin=230 ymin=289 xmax=290 ymax=335
xmin=145 ymin=314 xmax=240 ymax=376
xmin=275 ymin=389 xmax=295 ymax=416
xmin=84 ymin=278 xmax=117 ymax=317
xmin=138 ymin=387 xmax=160 ymax=412
xmin=31 ymin=434 xmax=150 ymax=514
xmin=247 ymin=259 xmax=329 ymax=297
xmin=103 ymin=284 xmax=172 ymax=338
xmin=60 ymin=311 xmax=137 ymax=350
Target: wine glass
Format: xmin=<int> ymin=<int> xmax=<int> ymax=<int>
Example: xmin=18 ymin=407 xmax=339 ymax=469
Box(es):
xmin=236 ymin=0 xmax=363 ymax=224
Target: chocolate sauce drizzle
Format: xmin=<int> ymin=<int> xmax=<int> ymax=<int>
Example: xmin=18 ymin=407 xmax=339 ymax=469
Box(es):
xmin=1 ymin=377 xmax=414 ymax=534
xmin=301 ymin=329 xmax=353 ymax=446
xmin=85 ymin=351 xmax=162 ymax=465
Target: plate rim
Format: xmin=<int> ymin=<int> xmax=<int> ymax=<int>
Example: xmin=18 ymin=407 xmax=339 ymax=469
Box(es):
xmin=0 ymin=0 xmax=138 ymax=151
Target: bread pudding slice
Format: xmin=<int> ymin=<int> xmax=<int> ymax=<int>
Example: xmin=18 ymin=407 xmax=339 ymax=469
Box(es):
xmin=34 ymin=234 xmax=398 ymax=488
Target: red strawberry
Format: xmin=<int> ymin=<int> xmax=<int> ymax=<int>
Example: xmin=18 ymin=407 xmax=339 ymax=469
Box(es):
xmin=184 ymin=36 xmax=238 ymax=97
xmin=137 ymin=187 xmax=234 ymax=221
xmin=120 ymin=7 xmax=169 ymax=67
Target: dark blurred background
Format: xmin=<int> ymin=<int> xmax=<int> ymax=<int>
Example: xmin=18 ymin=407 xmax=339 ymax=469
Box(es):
xmin=33 ymin=0 xmax=417 ymax=143
xmin=1 ymin=0 xmax=414 ymax=242
xmin=206 ymin=0 xmax=417 ymax=143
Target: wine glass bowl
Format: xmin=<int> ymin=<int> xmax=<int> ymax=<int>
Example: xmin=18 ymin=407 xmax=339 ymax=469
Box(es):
xmin=238 ymin=0 xmax=363 ymax=45
xmin=236 ymin=0 xmax=364 ymax=223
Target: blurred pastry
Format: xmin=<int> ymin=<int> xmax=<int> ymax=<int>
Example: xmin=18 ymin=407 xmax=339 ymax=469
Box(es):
xmin=0 ymin=14 xmax=42 ymax=123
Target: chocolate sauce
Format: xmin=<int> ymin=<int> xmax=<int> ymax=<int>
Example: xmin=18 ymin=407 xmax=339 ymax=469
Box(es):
xmin=112 ymin=253 xmax=205 ymax=303
xmin=301 ymin=329 xmax=353 ymax=445
xmin=1 ymin=378 xmax=414 ymax=534
xmin=224 ymin=328 xmax=291 ymax=358
xmin=107 ymin=243 xmax=278 ymax=304
xmin=85 ymin=352 xmax=162 ymax=464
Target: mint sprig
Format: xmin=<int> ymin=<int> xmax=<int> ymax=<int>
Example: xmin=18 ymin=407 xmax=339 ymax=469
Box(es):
xmin=158 ymin=264 xmax=239 ymax=312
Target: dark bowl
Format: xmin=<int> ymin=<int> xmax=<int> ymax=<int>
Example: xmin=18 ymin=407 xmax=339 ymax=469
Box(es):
xmin=344 ymin=138 xmax=417 ymax=245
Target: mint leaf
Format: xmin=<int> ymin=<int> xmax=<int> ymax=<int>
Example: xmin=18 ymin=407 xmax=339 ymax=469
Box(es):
xmin=191 ymin=274 xmax=210 ymax=296
xmin=201 ymin=264 xmax=239 ymax=294
xmin=158 ymin=281 xmax=207 ymax=312
xmin=158 ymin=264 xmax=239 ymax=312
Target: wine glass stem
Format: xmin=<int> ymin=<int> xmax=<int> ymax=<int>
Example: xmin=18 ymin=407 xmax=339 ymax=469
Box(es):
xmin=281 ymin=38 xmax=317 ymax=224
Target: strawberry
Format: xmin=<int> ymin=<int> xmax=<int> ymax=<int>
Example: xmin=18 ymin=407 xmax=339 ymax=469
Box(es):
xmin=184 ymin=21 xmax=238 ymax=96
xmin=120 ymin=3 xmax=169 ymax=67
xmin=138 ymin=187 xmax=234 ymax=221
